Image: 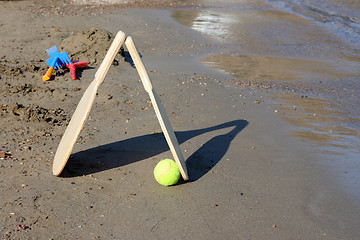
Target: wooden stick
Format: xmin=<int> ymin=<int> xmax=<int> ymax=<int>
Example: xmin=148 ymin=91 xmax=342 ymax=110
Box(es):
xmin=125 ymin=36 xmax=189 ymax=181
xmin=52 ymin=31 xmax=126 ymax=176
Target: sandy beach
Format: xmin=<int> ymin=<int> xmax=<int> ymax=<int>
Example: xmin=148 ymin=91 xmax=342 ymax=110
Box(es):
xmin=0 ymin=0 xmax=359 ymax=239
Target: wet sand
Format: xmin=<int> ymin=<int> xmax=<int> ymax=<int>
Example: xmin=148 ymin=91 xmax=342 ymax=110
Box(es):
xmin=0 ymin=0 xmax=360 ymax=239
xmin=172 ymin=0 xmax=360 ymax=198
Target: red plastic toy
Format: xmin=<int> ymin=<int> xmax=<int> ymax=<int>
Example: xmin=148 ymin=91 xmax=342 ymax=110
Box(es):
xmin=67 ymin=61 xmax=88 ymax=80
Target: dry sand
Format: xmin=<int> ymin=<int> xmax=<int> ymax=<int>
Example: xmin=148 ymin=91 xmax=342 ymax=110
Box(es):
xmin=0 ymin=0 xmax=359 ymax=239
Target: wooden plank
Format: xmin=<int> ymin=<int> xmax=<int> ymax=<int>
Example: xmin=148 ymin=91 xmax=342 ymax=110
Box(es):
xmin=52 ymin=31 xmax=126 ymax=176
xmin=125 ymin=36 xmax=189 ymax=181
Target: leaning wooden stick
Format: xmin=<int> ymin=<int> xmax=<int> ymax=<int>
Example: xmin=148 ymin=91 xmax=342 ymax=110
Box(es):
xmin=52 ymin=31 xmax=126 ymax=176
xmin=125 ymin=36 xmax=189 ymax=181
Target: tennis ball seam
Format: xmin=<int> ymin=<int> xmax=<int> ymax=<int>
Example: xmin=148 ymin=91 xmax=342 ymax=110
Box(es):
xmin=158 ymin=162 xmax=172 ymax=182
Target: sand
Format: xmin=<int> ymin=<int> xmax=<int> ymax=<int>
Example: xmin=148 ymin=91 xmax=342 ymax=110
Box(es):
xmin=0 ymin=0 xmax=359 ymax=239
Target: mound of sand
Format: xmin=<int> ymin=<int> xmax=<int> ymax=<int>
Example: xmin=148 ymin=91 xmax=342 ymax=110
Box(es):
xmin=60 ymin=27 xmax=124 ymax=66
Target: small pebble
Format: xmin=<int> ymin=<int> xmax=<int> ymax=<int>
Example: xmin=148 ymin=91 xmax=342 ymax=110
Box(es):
xmin=16 ymin=224 xmax=26 ymax=230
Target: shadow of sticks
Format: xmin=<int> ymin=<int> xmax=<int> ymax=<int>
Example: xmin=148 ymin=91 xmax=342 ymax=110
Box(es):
xmin=61 ymin=119 xmax=248 ymax=181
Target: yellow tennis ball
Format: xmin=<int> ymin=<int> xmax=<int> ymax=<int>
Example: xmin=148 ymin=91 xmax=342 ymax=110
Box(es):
xmin=153 ymin=159 xmax=180 ymax=186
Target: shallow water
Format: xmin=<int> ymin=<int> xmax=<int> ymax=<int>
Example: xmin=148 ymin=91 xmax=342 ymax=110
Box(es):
xmin=266 ymin=0 xmax=360 ymax=49
xmin=171 ymin=0 xmax=360 ymax=196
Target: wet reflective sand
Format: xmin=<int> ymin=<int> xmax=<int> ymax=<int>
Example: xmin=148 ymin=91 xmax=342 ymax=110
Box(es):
xmin=172 ymin=1 xmax=360 ymax=156
xmin=273 ymin=93 xmax=360 ymax=152
xmin=172 ymin=0 xmax=360 ymax=197
xmin=201 ymin=54 xmax=359 ymax=82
